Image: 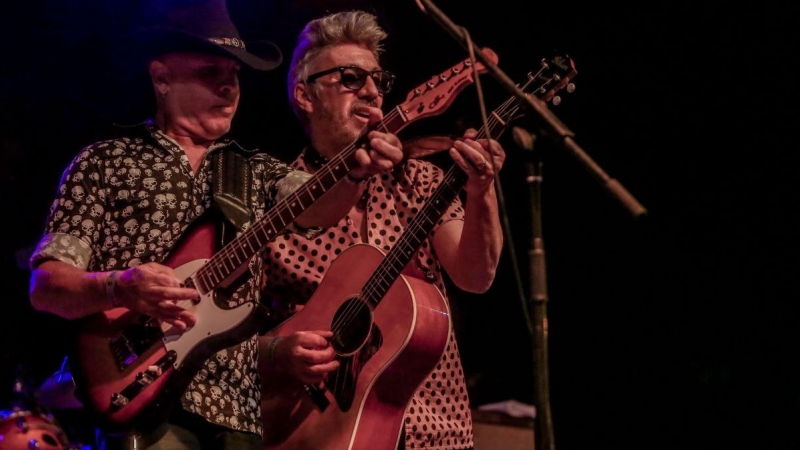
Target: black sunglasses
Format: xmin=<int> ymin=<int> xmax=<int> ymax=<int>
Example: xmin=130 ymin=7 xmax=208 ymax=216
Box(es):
xmin=306 ymin=65 xmax=395 ymax=94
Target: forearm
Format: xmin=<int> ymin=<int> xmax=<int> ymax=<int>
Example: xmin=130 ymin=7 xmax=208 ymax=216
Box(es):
xmin=29 ymin=260 xmax=115 ymax=319
xmin=441 ymin=187 xmax=504 ymax=293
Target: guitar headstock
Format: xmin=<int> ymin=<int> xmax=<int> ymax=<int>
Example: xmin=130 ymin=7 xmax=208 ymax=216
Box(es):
xmin=527 ymin=52 xmax=577 ymax=105
xmin=398 ymin=47 xmax=499 ymax=124
xmin=502 ymin=52 xmax=577 ymax=124
xmin=402 ymin=52 xmax=576 ymax=159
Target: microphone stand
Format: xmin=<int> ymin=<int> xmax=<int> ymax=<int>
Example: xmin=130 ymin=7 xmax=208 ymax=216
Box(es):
xmin=514 ymin=127 xmax=554 ymax=450
xmin=415 ymin=0 xmax=648 ymax=218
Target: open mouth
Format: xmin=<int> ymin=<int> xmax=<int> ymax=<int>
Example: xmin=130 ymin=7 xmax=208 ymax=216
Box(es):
xmin=352 ymin=106 xmax=371 ymax=121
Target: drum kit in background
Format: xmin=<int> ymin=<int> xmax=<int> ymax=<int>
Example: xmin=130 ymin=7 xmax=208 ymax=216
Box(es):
xmin=0 ymin=358 xmax=94 ymax=450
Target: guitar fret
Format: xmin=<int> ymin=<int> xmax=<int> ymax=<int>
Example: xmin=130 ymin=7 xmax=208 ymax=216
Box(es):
xmin=249 ymin=232 xmax=263 ymax=249
xmin=209 ymin=265 xmax=223 ymax=285
xmin=232 ymin=243 xmax=246 ymax=264
xmin=306 ymin=187 xmax=318 ymax=201
xmin=383 ymin=111 xmax=404 ymax=132
xmin=275 ymin=209 xmax=291 ymax=228
xmin=264 ymin=217 xmax=277 ymax=239
xmin=222 ymin=256 xmax=236 ymax=274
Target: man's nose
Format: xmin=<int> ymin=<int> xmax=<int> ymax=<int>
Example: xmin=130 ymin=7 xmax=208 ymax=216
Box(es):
xmin=358 ymin=75 xmax=380 ymax=99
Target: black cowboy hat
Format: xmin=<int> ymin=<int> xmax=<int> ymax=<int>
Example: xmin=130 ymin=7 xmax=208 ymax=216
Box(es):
xmin=134 ymin=0 xmax=282 ymax=71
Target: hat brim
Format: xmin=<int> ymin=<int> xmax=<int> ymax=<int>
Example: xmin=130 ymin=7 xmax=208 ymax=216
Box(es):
xmin=133 ymin=26 xmax=282 ymax=72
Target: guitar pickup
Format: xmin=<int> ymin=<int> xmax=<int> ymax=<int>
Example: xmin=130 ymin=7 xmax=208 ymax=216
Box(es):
xmin=109 ymin=319 xmax=166 ymax=371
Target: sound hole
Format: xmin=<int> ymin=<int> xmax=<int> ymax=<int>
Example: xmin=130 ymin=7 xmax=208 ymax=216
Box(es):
xmin=330 ymin=297 xmax=372 ymax=355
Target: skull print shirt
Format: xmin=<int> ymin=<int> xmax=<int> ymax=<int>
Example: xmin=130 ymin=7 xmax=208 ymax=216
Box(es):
xmin=29 ymin=121 xmax=306 ymax=437
xmin=260 ymin=149 xmax=475 ymax=450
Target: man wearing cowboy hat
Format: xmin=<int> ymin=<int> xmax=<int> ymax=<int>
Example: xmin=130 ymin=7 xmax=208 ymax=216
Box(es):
xmin=26 ymin=0 xmax=404 ymax=449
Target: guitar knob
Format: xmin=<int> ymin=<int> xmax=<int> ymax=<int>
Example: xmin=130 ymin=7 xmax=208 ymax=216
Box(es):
xmin=136 ymin=372 xmax=154 ymax=385
xmin=111 ymin=392 xmax=130 ymax=407
xmin=551 ymin=96 xmax=562 ymax=106
xmin=566 ymin=82 xmax=576 ymax=93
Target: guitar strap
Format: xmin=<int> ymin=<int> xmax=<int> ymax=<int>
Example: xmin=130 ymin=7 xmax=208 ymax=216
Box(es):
xmin=211 ymin=146 xmax=252 ymax=244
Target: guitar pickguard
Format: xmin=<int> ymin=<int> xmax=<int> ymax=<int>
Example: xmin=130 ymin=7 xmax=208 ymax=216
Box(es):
xmin=328 ymin=323 xmax=383 ymax=411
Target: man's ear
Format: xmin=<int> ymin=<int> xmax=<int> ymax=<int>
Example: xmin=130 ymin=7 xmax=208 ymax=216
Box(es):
xmin=149 ymin=60 xmax=169 ymax=95
xmin=294 ymin=82 xmax=314 ymax=114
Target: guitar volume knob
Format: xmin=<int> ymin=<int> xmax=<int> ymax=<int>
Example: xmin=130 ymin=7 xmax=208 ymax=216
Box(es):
xmin=136 ymin=372 xmax=154 ymax=385
xmin=111 ymin=392 xmax=130 ymax=407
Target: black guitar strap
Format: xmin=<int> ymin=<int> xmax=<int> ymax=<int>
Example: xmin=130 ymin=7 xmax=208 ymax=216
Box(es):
xmin=212 ymin=146 xmax=252 ymax=244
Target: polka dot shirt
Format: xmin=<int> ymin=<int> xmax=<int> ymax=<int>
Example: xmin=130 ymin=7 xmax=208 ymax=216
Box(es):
xmin=261 ymin=150 xmax=474 ymax=449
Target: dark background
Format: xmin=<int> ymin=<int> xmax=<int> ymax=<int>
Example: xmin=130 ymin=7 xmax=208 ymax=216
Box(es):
xmin=1 ymin=1 xmax=798 ymax=449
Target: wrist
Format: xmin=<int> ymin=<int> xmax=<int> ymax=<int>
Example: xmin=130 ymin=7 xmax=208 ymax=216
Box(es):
xmin=266 ymin=336 xmax=282 ymax=365
xmin=345 ymin=172 xmax=369 ymax=184
xmin=105 ymin=270 xmax=121 ymax=308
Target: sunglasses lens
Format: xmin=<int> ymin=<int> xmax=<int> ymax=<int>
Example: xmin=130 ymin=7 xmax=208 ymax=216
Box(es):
xmin=372 ymin=72 xmax=394 ymax=94
xmin=340 ymin=67 xmax=368 ymax=90
xmin=338 ymin=67 xmax=394 ymax=94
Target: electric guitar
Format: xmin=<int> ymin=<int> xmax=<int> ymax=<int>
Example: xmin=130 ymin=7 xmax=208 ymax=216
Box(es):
xmin=68 ymin=48 xmax=499 ymax=431
xmin=260 ymin=53 xmax=577 ymax=450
